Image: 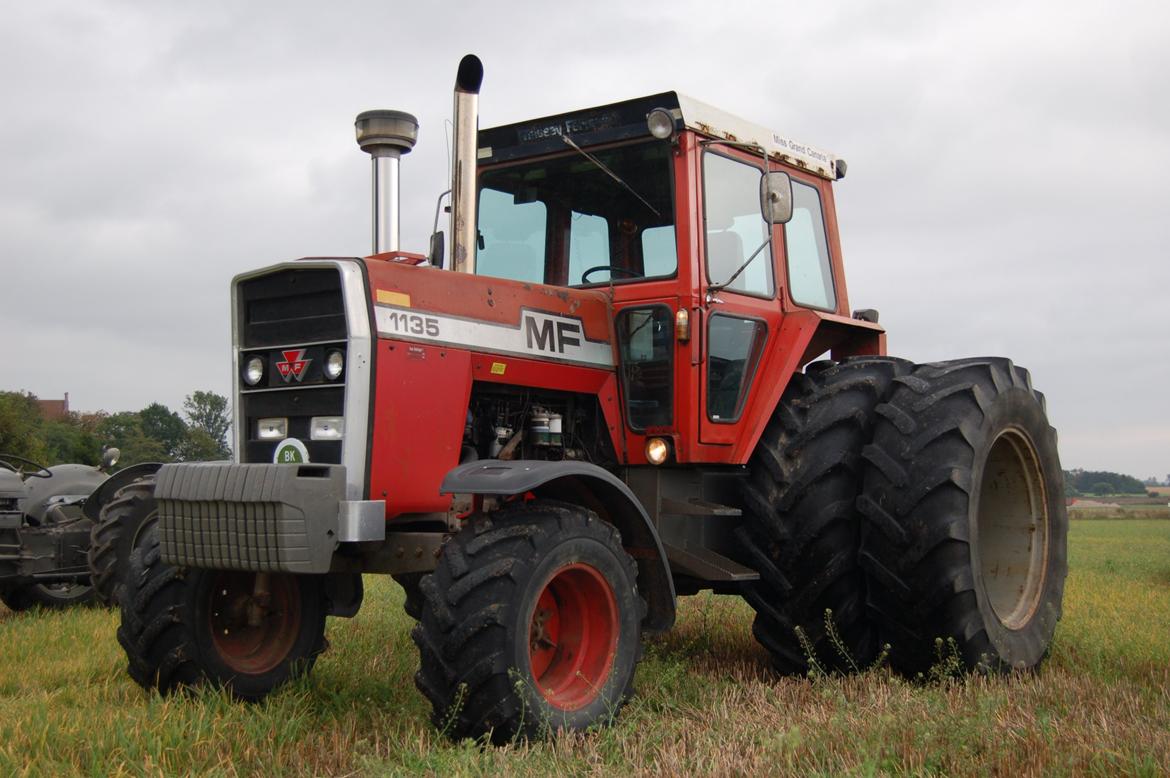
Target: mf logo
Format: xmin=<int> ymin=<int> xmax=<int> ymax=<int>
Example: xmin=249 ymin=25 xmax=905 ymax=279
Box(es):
xmin=276 ymin=349 xmax=311 ymax=382
xmin=523 ymin=314 xmax=582 ymax=354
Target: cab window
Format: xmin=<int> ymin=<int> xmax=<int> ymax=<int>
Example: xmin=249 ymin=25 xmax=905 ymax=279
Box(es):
xmin=702 ymin=152 xmax=774 ymax=298
xmin=476 ymin=141 xmax=677 ymax=286
xmin=785 ymin=181 xmax=836 ymax=310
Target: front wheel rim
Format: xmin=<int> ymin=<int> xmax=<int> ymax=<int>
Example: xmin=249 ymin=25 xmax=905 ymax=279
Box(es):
xmin=527 ymin=563 xmax=619 ymax=711
xmin=208 ymin=572 xmax=301 ymax=674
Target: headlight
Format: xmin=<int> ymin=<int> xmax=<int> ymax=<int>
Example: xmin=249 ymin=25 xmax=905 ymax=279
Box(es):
xmin=645 ymin=437 xmax=670 ymax=465
xmin=244 ymin=356 xmax=265 ymax=386
xmin=324 ymin=349 xmax=345 ymax=380
xmin=257 ymin=418 xmax=288 ymax=440
xmin=310 ymin=416 xmax=344 ymax=441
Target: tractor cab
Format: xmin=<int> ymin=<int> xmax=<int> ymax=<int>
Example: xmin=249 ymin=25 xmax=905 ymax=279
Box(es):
xmin=472 ymin=93 xmax=880 ymax=464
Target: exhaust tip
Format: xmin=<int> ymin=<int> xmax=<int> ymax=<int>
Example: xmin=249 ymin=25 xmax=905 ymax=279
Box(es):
xmin=355 ymin=109 xmax=419 ymax=156
xmin=455 ymin=54 xmax=483 ymax=94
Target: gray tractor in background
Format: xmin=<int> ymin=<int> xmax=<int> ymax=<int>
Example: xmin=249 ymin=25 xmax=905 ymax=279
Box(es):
xmin=0 ymin=450 xmax=124 ymax=611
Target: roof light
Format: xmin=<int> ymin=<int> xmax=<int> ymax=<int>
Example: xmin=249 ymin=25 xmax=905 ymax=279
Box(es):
xmin=646 ymin=107 xmax=675 ymax=141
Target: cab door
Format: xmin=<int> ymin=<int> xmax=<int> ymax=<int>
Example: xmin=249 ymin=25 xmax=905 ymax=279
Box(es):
xmin=697 ymin=148 xmax=784 ymax=446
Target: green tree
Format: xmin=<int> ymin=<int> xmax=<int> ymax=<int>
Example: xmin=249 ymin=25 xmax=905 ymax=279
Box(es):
xmin=183 ymin=391 xmax=231 ymax=459
xmin=97 ymin=411 xmax=167 ymax=467
xmin=0 ymin=391 xmax=48 ymax=463
xmin=140 ymin=403 xmax=187 ymax=459
xmin=41 ymin=416 xmax=101 ymax=465
xmin=178 ymin=428 xmax=228 ymax=461
xmin=1090 ymin=482 xmax=1114 ymax=496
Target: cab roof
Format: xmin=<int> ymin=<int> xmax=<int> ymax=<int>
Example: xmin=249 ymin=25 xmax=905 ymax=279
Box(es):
xmin=477 ymin=91 xmax=844 ymax=181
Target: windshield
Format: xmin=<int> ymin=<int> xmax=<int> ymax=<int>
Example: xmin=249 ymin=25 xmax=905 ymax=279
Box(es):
xmin=476 ymin=141 xmax=677 ymax=287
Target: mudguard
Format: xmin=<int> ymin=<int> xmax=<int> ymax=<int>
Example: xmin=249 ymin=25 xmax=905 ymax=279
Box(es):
xmin=441 ymin=460 xmax=676 ymax=632
xmin=82 ymin=462 xmax=164 ymax=523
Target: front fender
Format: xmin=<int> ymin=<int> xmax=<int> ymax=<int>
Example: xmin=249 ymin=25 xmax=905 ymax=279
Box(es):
xmin=441 ymin=460 xmax=676 ymax=632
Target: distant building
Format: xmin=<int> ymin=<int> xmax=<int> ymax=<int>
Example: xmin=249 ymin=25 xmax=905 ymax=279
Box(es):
xmin=36 ymin=393 xmax=70 ymax=420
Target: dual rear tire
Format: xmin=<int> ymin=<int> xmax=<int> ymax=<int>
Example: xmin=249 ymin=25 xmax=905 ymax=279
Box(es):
xmin=740 ymin=356 xmax=1067 ymax=678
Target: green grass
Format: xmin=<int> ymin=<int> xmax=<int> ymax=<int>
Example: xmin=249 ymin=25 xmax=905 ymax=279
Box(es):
xmin=2 ymin=520 xmax=1168 ymax=776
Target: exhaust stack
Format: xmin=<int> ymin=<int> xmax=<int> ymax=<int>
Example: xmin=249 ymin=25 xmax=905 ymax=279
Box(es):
xmin=355 ymin=109 xmax=419 ymax=254
xmin=450 ymin=54 xmax=483 ymax=273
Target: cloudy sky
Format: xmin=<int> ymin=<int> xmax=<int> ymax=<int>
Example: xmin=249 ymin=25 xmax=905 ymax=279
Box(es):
xmin=2 ymin=1 xmax=1167 ymax=479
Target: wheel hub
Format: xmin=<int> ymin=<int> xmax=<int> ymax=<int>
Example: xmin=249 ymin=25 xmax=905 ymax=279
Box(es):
xmin=977 ymin=428 xmax=1050 ymax=630
xmin=527 ymin=563 xmax=619 ymax=711
xmin=208 ymin=571 xmax=301 ymax=674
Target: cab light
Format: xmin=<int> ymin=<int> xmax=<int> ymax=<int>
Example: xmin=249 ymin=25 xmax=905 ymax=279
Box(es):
xmin=258 ymin=418 xmax=288 ymax=440
xmin=645 ymin=437 xmax=670 ymax=465
xmin=675 ymin=309 xmax=690 ymax=343
xmin=310 ymin=416 xmax=345 ymax=441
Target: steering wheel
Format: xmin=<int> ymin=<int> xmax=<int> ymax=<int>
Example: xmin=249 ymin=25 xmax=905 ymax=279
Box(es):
xmin=0 ymin=454 xmax=52 ymax=478
xmin=581 ymin=265 xmax=644 ymax=284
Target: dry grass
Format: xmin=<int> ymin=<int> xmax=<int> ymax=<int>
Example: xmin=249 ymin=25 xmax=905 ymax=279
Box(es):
xmin=1 ymin=519 xmax=1168 ymax=776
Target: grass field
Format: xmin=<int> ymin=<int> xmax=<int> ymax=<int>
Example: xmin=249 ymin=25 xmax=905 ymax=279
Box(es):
xmin=2 ymin=520 xmax=1168 ymax=777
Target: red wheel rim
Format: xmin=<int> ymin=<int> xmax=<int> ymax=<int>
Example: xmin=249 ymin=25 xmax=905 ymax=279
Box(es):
xmin=527 ymin=563 xmax=619 ymax=711
xmin=208 ymin=572 xmax=301 ymax=675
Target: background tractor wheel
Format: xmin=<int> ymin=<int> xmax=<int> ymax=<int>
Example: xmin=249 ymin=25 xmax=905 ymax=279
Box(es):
xmin=858 ymin=357 xmax=1068 ymax=676
xmin=88 ymin=476 xmax=156 ymax=607
xmin=738 ymin=356 xmax=913 ymax=674
xmin=0 ymin=581 xmax=95 ymax=611
xmin=117 ymin=519 xmax=327 ymax=700
xmin=413 ymin=500 xmax=645 ymax=743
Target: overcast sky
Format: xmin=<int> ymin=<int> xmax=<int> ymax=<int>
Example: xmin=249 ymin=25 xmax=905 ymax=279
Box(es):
xmin=2 ymin=1 xmax=1167 ymax=479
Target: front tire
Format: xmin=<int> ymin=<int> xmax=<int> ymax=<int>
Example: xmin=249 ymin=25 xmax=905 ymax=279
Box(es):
xmin=413 ymin=500 xmax=644 ymax=742
xmin=858 ymin=358 xmax=1068 ymax=676
xmin=117 ymin=519 xmax=327 ymax=700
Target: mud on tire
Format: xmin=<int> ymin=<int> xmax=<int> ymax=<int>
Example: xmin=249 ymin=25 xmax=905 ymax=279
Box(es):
xmin=413 ymin=500 xmax=645 ymax=743
xmin=88 ymin=476 xmax=156 ymax=607
xmin=858 ymin=357 xmax=1068 ymax=676
xmin=117 ymin=519 xmax=327 ymax=700
xmin=738 ymin=356 xmax=913 ymax=674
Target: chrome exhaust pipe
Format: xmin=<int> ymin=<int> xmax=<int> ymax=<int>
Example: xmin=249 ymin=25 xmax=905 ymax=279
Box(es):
xmin=355 ymin=109 xmax=419 ymax=254
xmin=450 ymin=54 xmax=483 ymax=273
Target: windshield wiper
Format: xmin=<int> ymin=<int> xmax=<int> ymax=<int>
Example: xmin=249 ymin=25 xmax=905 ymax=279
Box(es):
xmin=561 ymin=135 xmax=660 ymax=218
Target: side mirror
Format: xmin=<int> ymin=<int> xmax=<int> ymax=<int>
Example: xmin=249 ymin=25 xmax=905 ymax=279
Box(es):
xmin=760 ymin=171 xmax=793 ymax=225
xmin=428 ymin=230 xmax=445 ymax=267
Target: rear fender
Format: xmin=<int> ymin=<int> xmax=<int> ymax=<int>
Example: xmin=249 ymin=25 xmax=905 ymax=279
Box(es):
xmin=440 ymin=460 xmax=676 ymax=632
xmin=82 ymin=462 xmax=163 ymax=522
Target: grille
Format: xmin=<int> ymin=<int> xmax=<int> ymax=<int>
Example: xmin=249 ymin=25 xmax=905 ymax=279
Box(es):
xmin=237 ymin=267 xmax=348 ymax=465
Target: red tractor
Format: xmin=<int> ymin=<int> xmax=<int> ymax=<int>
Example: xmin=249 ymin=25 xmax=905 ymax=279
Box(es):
xmin=106 ymin=55 xmax=1067 ymax=741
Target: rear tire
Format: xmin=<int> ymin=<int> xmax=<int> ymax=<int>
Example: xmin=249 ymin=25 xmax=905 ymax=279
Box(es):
xmin=1 ymin=582 xmax=95 ymax=611
xmin=858 ymin=358 xmax=1068 ymax=676
xmin=117 ymin=519 xmax=327 ymax=700
xmin=88 ymin=476 xmax=156 ymax=607
xmin=413 ymin=500 xmax=644 ymax=742
xmin=738 ymin=357 xmax=913 ymax=674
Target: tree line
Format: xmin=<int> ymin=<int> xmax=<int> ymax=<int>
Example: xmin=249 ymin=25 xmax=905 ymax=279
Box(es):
xmin=1063 ymin=469 xmax=1149 ymax=496
xmin=0 ymin=390 xmax=231 ymax=469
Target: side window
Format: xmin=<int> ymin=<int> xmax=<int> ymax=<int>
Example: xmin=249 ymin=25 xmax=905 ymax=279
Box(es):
xmin=707 ymin=315 xmax=767 ymax=422
xmin=617 ymin=306 xmax=673 ymax=430
xmin=703 ymin=153 xmax=774 ymax=297
xmin=785 ymin=181 xmax=836 ymax=310
xmin=566 ymin=212 xmax=610 ymax=284
xmin=641 ymin=226 xmax=677 ymax=278
xmin=476 ymin=187 xmax=546 ymax=284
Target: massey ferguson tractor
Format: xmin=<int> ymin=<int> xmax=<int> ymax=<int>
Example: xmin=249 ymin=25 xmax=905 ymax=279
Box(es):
xmin=105 ymin=55 xmax=1067 ymax=741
